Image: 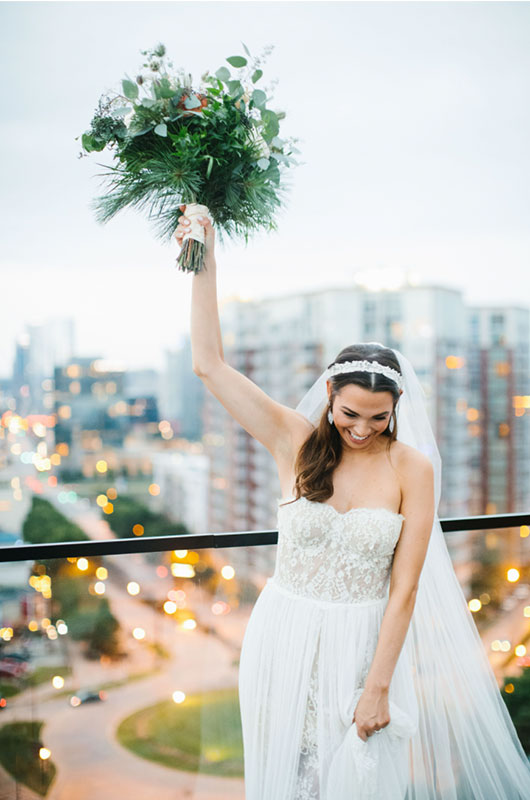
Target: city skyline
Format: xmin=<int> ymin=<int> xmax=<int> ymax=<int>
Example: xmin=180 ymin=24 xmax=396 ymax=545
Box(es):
xmin=4 ymin=271 xmax=530 ymax=383
xmin=2 ymin=1 xmax=530 ymax=377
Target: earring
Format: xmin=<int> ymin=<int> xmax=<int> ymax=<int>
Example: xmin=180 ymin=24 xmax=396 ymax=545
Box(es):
xmin=327 ymin=408 xmax=334 ymax=425
xmin=388 ymin=415 xmax=395 ymax=433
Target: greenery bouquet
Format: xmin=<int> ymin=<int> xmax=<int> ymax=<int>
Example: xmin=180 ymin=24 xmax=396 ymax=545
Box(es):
xmin=79 ymin=43 xmax=299 ymax=272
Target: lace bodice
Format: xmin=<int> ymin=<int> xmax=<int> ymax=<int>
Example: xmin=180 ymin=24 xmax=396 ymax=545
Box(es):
xmin=272 ymin=495 xmax=405 ymax=604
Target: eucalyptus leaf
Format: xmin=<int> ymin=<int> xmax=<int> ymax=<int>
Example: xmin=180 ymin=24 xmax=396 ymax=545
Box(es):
xmin=154 ymin=123 xmax=168 ymax=137
xmin=228 ymin=81 xmax=245 ymax=100
xmin=82 ymin=132 xmax=96 ymax=152
xmin=242 ymin=42 xmax=251 ymax=57
xmin=257 ymin=157 xmax=270 ymax=170
xmin=252 ymin=89 xmax=267 ymax=109
xmin=251 ymin=69 xmax=263 ymax=84
xmin=271 ymin=136 xmax=284 ymax=148
xmin=184 ymin=94 xmax=202 ymax=109
xmin=129 ymin=124 xmax=153 ymax=138
xmin=141 ymin=97 xmax=156 ymax=108
xmin=112 ymin=107 xmax=131 ymax=117
xmin=227 ymin=55 xmax=247 ymax=68
xmin=159 ymin=78 xmax=175 ymax=99
xmin=260 ymin=109 xmax=280 ymax=141
xmin=122 ymin=79 xmax=139 ymax=100
xmin=215 ymin=67 xmax=231 ymax=82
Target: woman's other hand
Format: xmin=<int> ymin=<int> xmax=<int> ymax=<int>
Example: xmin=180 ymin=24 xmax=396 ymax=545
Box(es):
xmin=352 ymin=685 xmax=391 ymax=741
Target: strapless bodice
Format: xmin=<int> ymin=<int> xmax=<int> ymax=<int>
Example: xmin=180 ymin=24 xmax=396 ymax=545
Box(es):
xmin=271 ymin=495 xmax=404 ymax=605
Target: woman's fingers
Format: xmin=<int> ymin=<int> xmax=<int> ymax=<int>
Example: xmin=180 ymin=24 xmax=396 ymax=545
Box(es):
xmin=174 ymin=216 xmax=190 ymax=243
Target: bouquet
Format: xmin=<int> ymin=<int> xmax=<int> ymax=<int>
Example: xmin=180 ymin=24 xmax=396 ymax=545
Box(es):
xmin=79 ymin=43 xmax=299 ymax=272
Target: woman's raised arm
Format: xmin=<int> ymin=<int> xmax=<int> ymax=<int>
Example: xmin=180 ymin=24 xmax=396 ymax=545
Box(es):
xmin=175 ymin=208 xmax=312 ymax=461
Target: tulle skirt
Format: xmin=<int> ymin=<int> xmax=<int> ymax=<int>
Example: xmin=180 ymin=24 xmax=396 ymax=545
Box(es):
xmin=238 ymin=577 xmax=418 ymax=800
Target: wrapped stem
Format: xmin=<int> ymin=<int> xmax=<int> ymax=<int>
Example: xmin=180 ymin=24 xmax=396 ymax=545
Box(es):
xmin=176 ymin=203 xmax=212 ymax=273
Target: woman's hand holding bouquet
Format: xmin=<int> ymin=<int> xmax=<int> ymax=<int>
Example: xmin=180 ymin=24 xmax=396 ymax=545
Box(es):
xmin=174 ymin=205 xmax=215 ymax=266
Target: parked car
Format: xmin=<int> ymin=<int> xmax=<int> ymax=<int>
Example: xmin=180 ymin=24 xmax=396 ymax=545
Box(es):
xmin=69 ymin=688 xmax=107 ymax=707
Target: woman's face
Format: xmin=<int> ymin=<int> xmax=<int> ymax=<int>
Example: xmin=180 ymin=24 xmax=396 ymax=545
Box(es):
xmin=327 ymin=380 xmax=396 ymax=452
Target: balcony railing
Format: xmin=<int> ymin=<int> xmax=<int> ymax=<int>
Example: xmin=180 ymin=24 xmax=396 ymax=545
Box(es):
xmin=0 ymin=511 xmax=529 ymax=799
xmin=2 ymin=510 xmax=530 ymax=561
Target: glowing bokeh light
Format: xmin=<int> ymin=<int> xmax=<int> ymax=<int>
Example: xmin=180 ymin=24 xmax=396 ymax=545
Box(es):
xmin=221 ymin=565 xmax=235 ymax=580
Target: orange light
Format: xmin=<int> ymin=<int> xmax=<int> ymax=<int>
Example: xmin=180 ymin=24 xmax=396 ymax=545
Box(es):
xmin=466 ymin=408 xmax=479 ymax=422
xmin=513 ymin=395 xmax=530 ymax=409
xmin=498 ymin=423 xmax=510 ymax=437
xmin=445 ymin=356 xmax=465 ymax=369
xmin=495 ymin=362 xmax=511 ymax=377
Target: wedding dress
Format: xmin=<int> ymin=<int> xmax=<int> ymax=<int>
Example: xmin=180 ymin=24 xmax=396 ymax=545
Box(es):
xmin=238 ymin=495 xmax=417 ymax=799
xmin=237 ymin=345 xmax=530 ymax=799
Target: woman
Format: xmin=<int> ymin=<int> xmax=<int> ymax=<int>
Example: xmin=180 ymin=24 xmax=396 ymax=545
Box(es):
xmin=175 ymin=210 xmax=530 ymax=799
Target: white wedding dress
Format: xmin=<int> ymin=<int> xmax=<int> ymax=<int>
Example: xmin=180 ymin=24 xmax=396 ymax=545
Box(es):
xmin=238 ymin=494 xmax=418 ymax=800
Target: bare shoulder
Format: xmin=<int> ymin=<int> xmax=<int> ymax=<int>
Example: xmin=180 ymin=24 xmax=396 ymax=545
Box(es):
xmin=389 ymin=440 xmax=435 ymax=522
xmin=389 ymin=440 xmax=434 ymax=479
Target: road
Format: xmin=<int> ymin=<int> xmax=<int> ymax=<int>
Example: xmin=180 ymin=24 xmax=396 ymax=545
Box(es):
xmin=1 ymin=450 xmax=248 ymax=798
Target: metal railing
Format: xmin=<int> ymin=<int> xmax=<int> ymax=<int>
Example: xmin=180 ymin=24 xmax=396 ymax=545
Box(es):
xmin=1 ymin=511 xmax=529 ymax=562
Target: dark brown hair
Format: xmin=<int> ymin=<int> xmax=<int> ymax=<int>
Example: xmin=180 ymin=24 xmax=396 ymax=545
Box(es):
xmin=292 ymin=343 xmax=402 ymax=503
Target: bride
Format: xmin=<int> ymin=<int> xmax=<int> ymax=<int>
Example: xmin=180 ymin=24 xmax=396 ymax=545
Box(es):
xmin=175 ymin=210 xmax=530 ymax=799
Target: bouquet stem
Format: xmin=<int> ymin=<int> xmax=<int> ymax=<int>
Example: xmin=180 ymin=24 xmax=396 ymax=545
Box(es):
xmin=176 ymin=203 xmax=211 ymax=274
xmin=177 ymin=238 xmax=205 ymax=273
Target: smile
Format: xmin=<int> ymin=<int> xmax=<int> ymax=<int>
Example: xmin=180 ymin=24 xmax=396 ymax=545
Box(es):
xmin=347 ymin=430 xmax=370 ymax=442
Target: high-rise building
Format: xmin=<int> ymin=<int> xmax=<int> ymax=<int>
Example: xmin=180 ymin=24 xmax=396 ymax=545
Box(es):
xmin=467 ymin=307 xmax=530 ymax=583
xmin=151 ymin=449 xmax=209 ymax=534
xmin=467 ymin=307 xmax=530 ymax=517
xmin=11 ymin=319 xmax=75 ymax=414
xmin=53 ymin=357 xmax=129 ymax=474
xmin=160 ymin=341 xmax=205 ymax=441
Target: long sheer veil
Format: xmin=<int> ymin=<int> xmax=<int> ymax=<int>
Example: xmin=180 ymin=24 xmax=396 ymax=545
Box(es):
xmin=295 ymin=344 xmax=530 ymax=798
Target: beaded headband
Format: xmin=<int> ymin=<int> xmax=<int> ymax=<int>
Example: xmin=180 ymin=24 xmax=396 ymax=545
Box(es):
xmin=326 ymin=359 xmax=404 ymax=390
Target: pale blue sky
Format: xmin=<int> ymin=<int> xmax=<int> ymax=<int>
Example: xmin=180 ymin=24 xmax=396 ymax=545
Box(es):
xmin=1 ymin=1 xmax=529 ymax=376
